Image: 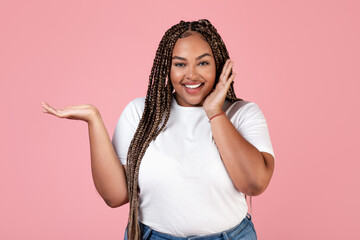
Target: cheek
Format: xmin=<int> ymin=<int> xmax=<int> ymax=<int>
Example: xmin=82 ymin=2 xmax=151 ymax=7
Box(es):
xmin=170 ymin=69 xmax=184 ymax=83
xmin=203 ymin=68 xmax=216 ymax=83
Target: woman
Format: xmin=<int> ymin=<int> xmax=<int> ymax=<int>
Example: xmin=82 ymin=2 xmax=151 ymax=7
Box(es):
xmin=41 ymin=19 xmax=275 ymax=240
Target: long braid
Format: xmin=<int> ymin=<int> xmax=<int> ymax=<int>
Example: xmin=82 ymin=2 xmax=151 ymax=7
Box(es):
xmin=125 ymin=19 xmax=243 ymax=240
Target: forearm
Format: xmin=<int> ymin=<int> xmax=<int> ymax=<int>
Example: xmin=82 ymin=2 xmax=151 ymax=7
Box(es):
xmin=210 ymin=114 xmax=269 ymax=196
xmin=87 ymin=111 xmax=128 ymax=207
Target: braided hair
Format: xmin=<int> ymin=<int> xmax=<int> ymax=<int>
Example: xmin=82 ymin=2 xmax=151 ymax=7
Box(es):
xmin=125 ymin=19 xmax=243 ymax=240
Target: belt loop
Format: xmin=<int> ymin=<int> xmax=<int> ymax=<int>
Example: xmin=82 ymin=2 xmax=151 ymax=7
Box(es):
xmin=222 ymin=231 xmax=230 ymax=240
xmin=142 ymin=227 xmax=152 ymax=240
xmin=246 ymin=213 xmax=252 ymax=220
xmin=139 ymin=221 xmax=152 ymax=240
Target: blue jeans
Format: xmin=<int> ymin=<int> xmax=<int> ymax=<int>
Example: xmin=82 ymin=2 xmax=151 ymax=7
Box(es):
xmin=124 ymin=213 xmax=257 ymax=240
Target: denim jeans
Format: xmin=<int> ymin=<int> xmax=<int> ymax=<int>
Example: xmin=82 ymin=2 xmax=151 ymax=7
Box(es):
xmin=124 ymin=213 xmax=257 ymax=240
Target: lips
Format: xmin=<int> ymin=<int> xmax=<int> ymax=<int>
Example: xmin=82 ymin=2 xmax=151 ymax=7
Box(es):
xmin=184 ymin=83 xmax=203 ymax=89
xmin=182 ymin=81 xmax=204 ymax=87
xmin=182 ymin=82 xmax=204 ymax=94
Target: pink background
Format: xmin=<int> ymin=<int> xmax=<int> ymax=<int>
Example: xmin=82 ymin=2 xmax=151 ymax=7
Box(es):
xmin=1 ymin=0 xmax=359 ymax=239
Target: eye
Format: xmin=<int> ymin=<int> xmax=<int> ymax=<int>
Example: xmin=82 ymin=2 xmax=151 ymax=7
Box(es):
xmin=199 ymin=61 xmax=209 ymax=66
xmin=174 ymin=63 xmax=185 ymax=67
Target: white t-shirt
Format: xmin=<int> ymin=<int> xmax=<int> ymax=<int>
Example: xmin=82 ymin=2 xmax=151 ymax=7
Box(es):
xmin=112 ymin=96 xmax=275 ymax=237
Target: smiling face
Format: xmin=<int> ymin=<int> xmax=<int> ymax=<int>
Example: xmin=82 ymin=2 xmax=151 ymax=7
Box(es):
xmin=170 ymin=32 xmax=216 ymax=107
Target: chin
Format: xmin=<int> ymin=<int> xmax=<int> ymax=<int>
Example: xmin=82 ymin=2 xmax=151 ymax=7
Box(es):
xmin=185 ymin=97 xmax=205 ymax=107
xmin=174 ymin=91 xmax=208 ymax=107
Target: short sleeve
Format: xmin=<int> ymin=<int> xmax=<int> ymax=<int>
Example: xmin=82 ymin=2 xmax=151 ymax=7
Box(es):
xmin=227 ymin=101 xmax=275 ymax=161
xmin=111 ymin=97 xmax=145 ymax=165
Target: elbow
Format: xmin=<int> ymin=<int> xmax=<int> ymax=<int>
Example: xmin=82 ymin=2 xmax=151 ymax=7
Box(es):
xmin=236 ymin=180 xmax=269 ymax=197
xmin=104 ymin=196 xmax=129 ymax=208
xmin=244 ymin=183 xmax=267 ymax=196
xmin=240 ymin=162 xmax=274 ymax=196
xmin=105 ymin=199 xmax=121 ymax=208
xmin=102 ymin=189 xmax=130 ymax=208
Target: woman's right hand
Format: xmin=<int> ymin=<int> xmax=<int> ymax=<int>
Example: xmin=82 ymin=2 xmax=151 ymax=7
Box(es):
xmin=41 ymin=102 xmax=99 ymax=123
xmin=41 ymin=101 xmax=129 ymax=207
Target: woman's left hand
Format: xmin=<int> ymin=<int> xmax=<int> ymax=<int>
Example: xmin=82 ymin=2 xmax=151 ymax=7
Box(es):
xmin=203 ymin=59 xmax=236 ymax=118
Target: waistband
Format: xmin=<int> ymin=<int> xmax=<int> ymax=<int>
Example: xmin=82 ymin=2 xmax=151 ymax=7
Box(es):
xmin=138 ymin=213 xmax=253 ymax=240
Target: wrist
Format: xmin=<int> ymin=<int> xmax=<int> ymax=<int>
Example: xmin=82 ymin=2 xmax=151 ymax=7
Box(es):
xmin=87 ymin=107 xmax=101 ymax=124
xmin=205 ymin=108 xmax=223 ymax=119
xmin=208 ymin=112 xmax=226 ymax=122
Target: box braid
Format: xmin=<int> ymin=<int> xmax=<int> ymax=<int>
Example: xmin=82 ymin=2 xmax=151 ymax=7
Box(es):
xmin=125 ymin=19 xmax=244 ymax=240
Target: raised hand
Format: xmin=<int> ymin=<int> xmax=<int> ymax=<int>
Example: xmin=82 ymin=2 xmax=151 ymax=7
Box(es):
xmin=203 ymin=59 xmax=236 ymax=118
xmin=41 ymin=102 xmax=99 ymax=123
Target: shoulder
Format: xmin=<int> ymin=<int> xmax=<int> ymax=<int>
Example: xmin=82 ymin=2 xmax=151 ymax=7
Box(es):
xmin=116 ymin=97 xmax=146 ymax=125
xmin=225 ymin=100 xmax=268 ymax=129
xmin=123 ymin=97 xmax=146 ymax=115
xmin=127 ymin=96 xmax=146 ymax=109
xmin=226 ymin=100 xmax=263 ymax=118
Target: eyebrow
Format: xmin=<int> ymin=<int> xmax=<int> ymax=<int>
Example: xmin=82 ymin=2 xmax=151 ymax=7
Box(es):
xmin=172 ymin=53 xmax=212 ymax=61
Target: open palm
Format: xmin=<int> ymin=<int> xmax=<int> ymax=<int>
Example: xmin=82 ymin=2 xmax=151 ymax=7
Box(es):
xmin=41 ymin=102 xmax=98 ymax=122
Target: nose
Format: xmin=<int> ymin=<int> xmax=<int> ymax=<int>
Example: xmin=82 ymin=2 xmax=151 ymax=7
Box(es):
xmin=186 ymin=65 xmax=197 ymax=80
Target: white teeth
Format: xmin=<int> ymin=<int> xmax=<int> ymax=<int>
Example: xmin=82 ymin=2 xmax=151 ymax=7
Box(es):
xmin=184 ymin=83 xmax=202 ymax=89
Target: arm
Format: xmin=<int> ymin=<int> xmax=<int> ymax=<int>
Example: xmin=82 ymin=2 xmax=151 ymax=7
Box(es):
xmin=88 ymin=110 xmax=129 ymax=207
xmin=41 ymin=102 xmax=129 ymax=208
xmin=210 ymin=114 xmax=274 ymax=196
xmin=202 ymin=59 xmax=274 ymax=196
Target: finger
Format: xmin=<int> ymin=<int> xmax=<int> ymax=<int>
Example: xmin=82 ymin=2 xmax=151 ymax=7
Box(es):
xmin=42 ymin=104 xmax=56 ymax=113
xmin=41 ymin=102 xmax=73 ymax=119
xmin=41 ymin=102 xmax=52 ymax=109
xmin=42 ymin=110 xmax=54 ymax=115
xmin=224 ymin=61 xmax=233 ymax=80
xmin=220 ymin=60 xmax=233 ymax=83
xmin=226 ymin=73 xmax=236 ymax=87
xmin=42 ymin=104 xmax=62 ymax=117
xmin=220 ymin=59 xmax=231 ymax=80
